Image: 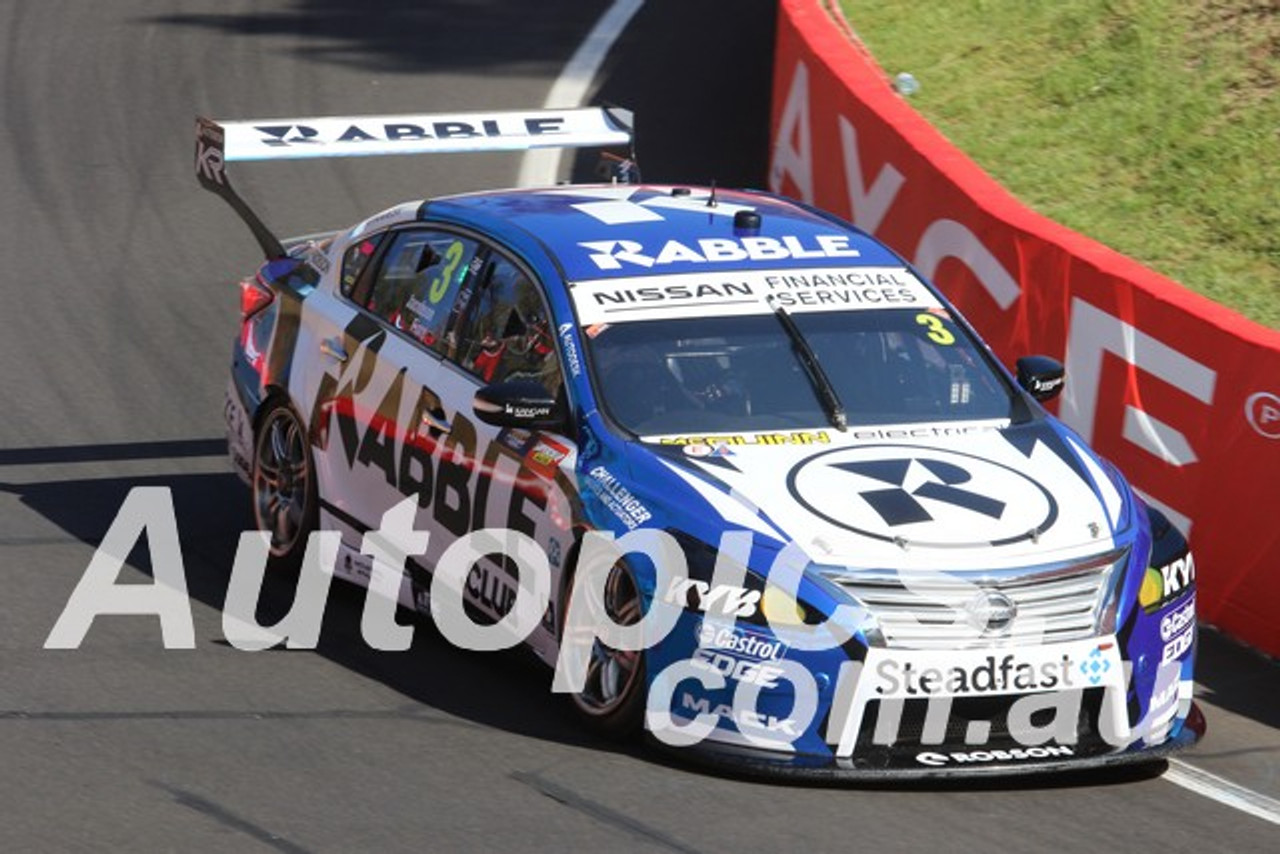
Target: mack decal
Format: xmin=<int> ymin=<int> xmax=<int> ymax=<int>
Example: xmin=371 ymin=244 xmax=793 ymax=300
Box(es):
xmin=679 ymin=693 xmax=799 ymax=737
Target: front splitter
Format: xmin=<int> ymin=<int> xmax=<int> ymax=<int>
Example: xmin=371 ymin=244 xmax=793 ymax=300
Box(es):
xmin=648 ymin=702 xmax=1206 ymax=784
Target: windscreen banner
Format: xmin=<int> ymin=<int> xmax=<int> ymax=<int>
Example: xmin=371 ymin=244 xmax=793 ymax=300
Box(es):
xmin=770 ymin=0 xmax=1280 ymax=656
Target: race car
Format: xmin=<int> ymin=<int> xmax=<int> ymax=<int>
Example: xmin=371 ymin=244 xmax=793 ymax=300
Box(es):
xmin=200 ymin=107 xmax=1203 ymax=778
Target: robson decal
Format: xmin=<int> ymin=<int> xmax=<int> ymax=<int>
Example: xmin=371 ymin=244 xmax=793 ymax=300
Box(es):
xmin=914 ymin=746 xmax=1074 ymax=767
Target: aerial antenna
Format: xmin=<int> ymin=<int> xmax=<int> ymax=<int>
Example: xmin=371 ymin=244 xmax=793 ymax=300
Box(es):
xmin=707 ymin=179 xmax=718 ymax=208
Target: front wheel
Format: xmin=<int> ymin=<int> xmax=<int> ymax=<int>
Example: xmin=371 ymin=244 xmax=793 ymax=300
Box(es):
xmin=252 ymin=402 xmax=318 ymax=568
xmin=564 ymin=560 xmax=647 ymax=739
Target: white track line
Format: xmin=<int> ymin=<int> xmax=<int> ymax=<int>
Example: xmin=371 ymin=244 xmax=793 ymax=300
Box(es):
xmin=1165 ymin=759 xmax=1280 ymax=826
xmin=516 ymin=0 xmax=645 ymax=188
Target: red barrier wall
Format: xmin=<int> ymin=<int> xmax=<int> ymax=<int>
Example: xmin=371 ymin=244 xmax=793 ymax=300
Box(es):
xmin=771 ymin=0 xmax=1280 ymax=655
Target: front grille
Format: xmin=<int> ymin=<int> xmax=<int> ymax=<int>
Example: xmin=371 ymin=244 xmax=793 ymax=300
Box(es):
xmin=851 ymin=688 xmax=1113 ymax=760
xmin=824 ymin=548 xmax=1126 ymax=650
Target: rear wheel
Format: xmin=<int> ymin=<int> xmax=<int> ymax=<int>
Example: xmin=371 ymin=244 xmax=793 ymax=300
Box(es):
xmin=252 ymin=402 xmax=318 ymax=568
xmin=565 ymin=560 xmax=647 ymax=738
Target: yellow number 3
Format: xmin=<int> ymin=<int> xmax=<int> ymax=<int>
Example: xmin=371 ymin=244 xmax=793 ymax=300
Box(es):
xmin=916 ymin=312 xmax=955 ymax=345
xmin=428 ymin=241 xmax=465 ymax=303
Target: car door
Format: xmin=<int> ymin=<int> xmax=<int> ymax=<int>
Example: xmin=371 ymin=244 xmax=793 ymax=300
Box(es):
xmin=304 ymin=226 xmax=484 ymax=591
xmin=421 ymin=247 xmax=580 ymax=665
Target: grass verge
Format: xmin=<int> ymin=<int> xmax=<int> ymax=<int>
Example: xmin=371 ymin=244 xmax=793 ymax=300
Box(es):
xmin=839 ymin=0 xmax=1280 ymax=328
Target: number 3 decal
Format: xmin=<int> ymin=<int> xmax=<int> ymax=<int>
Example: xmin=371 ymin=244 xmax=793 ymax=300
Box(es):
xmin=916 ymin=312 xmax=955 ymax=345
xmin=428 ymin=241 xmax=465 ymax=303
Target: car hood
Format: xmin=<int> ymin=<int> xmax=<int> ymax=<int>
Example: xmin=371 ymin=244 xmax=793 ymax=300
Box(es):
xmin=639 ymin=418 xmax=1131 ymax=572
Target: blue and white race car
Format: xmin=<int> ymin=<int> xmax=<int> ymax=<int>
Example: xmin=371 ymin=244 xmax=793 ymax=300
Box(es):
xmin=201 ymin=107 xmax=1203 ymax=778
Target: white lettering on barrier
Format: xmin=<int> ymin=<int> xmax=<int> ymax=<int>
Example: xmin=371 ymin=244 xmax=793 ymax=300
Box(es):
xmin=1061 ymin=298 xmax=1216 ymax=533
xmin=769 ymin=60 xmax=813 ymax=203
xmin=769 ymin=61 xmax=1022 ymax=312
xmin=912 ymin=219 xmax=1021 ymax=311
xmin=837 ymin=114 xmax=904 ymax=235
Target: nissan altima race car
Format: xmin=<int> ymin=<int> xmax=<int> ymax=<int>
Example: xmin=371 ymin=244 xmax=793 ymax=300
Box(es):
xmin=199 ymin=107 xmax=1203 ymax=778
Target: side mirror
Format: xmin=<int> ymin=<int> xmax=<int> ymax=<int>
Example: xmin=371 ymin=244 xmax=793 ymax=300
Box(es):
xmin=473 ymin=380 xmax=567 ymax=430
xmin=1016 ymin=355 xmax=1065 ymax=402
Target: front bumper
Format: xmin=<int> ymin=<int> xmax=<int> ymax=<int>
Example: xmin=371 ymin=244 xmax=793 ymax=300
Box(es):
xmin=653 ymin=701 xmax=1205 ymax=782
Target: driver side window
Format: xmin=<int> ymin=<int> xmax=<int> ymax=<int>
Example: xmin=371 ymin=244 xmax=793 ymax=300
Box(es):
xmin=453 ymin=254 xmax=561 ymax=397
xmin=363 ymin=229 xmax=481 ymax=359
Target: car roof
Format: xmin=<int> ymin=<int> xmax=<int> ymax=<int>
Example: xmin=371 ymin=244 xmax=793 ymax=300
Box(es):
xmin=424 ymin=184 xmax=906 ymax=282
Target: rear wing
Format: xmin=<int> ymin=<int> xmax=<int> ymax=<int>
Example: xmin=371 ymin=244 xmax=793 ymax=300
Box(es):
xmin=195 ymin=107 xmax=636 ymax=259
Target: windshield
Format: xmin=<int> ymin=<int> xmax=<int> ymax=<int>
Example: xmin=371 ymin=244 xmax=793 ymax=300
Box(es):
xmin=585 ymin=308 xmax=1015 ymax=436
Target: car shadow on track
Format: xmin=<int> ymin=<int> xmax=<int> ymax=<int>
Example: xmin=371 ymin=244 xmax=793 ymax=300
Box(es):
xmin=1 ymin=447 xmax=633 ymax=761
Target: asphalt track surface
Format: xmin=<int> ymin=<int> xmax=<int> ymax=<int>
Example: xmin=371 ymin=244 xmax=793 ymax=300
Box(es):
xmin=1 ymin=1 xmax=1277 ymax=850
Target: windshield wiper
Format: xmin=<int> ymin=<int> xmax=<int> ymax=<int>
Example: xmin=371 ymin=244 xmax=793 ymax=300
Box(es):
xmin=771 ymin=303 xmax=848 ymax=431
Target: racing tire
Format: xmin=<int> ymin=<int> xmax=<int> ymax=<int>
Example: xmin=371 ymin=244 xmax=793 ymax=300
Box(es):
xmin=562 ymin=558 xmax=647 ymax=739
xmin=252 ymin=401 xmax=319 ymax=571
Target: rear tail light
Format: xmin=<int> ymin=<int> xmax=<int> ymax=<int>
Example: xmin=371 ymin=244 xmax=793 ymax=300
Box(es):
xmin=239 ymin=276 xmax=275 ymax=320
